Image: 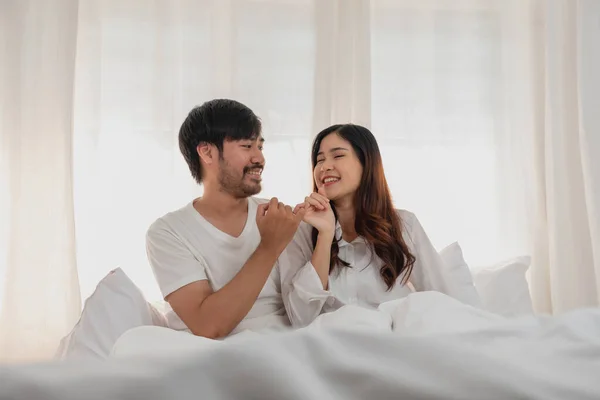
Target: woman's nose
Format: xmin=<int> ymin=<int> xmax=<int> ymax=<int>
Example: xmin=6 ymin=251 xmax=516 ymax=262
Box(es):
xmin=321 ymin=159 xmax=333 ymax=171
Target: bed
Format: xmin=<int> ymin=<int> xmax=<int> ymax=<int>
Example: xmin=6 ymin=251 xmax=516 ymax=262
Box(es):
xmin=2 ymin=244 xmax=598 ymax=399
xmin=2 ymin=291 xmax=600 ymax=400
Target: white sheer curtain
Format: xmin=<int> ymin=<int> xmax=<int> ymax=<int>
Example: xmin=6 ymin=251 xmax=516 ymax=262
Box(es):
xmin=0 ymin=0 xmax=81 ymax=362
xmin=1 ymin=0 xmax=599 ymax=362
xmin=71 ymin=0 xmax=318 ymax=303
xmin=527 ymin=0 xmax=600 ymax=314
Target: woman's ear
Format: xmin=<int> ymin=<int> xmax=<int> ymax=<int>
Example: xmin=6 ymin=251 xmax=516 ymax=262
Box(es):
xmin=197 ymin=143 xmax=215 ymax=165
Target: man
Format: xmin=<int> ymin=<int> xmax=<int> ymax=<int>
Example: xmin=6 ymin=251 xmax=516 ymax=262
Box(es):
xmin=146 ymin=99 xmax=305 ymax=339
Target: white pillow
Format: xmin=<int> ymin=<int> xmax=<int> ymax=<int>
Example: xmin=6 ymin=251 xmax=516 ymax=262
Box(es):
xmin=55 ymin=268 xmax=167 ymax=360
xmin=438 ymin=242 xmax=482 ymax=307
xmin=439 ymin=242 xmax=533 ymax=316
xmin=471 ymin=256 xmax=534 ymax=317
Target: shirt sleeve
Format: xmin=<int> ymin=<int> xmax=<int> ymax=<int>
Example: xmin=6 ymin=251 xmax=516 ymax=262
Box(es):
xmin=278 ymin=222 xmax=345 ymax=327
xmin=402 ymin=211 xmax=481 ymax=308
xmin=146 ymin=219 xmax=208 ymax=299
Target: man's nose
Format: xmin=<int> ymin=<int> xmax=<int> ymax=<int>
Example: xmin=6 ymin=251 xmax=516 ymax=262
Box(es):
xmin=251 ymin=149 xmax=265 ymax=165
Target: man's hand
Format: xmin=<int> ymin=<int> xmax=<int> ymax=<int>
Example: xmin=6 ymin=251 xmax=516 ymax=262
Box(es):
xmin=257 ymin=197 xmax=306 ymax=255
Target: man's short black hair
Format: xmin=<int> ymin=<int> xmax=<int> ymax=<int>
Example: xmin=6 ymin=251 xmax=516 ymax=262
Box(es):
xmin=179 ymin=99 xmax=261 ymax=184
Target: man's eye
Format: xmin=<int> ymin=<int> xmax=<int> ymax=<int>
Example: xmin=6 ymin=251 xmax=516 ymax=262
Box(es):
xmin=316 ymin=159 xmax=324 ymax=164
xmin=334 ymin=155 xmax=344 ymax=159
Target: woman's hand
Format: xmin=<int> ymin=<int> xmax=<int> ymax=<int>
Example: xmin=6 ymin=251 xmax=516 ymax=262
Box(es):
xmin=294 ymin=188 xmax=336 ymax=237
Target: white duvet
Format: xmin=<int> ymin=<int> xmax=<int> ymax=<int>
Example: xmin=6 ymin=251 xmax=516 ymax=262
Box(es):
xmin=2 ymin=292 xmax=600 ymax=400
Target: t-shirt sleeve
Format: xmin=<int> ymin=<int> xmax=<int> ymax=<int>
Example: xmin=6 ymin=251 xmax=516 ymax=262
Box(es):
xmin=146 ymin=219 xmax=208 ymax=299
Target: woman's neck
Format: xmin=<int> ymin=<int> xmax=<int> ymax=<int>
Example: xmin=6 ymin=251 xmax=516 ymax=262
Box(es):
xmin=333 ymin=195 xmax=358 ymax=242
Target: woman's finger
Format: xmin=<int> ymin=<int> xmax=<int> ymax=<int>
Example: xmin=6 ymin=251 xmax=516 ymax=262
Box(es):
xmin=317 ymin=186 xmax=328 ymax=199
xmin=305 ymin=196 xmax=325 ymax=210
xmin=309 ymin=192 xmax=329 ymax=208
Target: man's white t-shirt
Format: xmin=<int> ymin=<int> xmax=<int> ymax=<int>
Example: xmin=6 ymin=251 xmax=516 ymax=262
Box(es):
xmin=146 ymin=197 xmax=289 ymax=335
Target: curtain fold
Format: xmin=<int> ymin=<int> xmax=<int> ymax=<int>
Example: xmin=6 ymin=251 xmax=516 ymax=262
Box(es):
xmin=312 ymin=0 xmax=372 ymax=131
xmin=528 ymin=0 xmax=600 ymax=313
xmin=0 ymin=0 xmax=81 ymax=362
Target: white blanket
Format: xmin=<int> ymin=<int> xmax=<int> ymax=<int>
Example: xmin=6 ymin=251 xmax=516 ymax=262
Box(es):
xmin=2 ymin=292 xmax=600 ymax=399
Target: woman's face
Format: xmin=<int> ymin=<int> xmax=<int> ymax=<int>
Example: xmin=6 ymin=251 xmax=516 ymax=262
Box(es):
xmin=313 ymin=133 xmax=363 ymax=202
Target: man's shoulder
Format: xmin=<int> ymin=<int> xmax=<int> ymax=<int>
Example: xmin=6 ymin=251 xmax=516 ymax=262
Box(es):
xmin=147 ymin=202 xmax=194 ymax=237
xmin=250 ymin=196 xmax=270 ymax=205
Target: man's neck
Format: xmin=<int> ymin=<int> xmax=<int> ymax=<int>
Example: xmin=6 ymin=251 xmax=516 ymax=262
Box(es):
xmin=333 ymin=196 xmax=357 ymax=242
xmin=195 ymin=185 xmax=249 ymax=218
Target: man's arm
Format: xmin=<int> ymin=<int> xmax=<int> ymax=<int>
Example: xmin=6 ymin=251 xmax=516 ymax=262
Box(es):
xmin=150 ymin=198 xmax=305 ymax=339
xmin=166 ymin=243 xmax=282 ymax=339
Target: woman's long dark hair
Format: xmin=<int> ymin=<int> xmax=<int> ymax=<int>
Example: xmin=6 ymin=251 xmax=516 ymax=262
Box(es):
xmin=311 ymin=124 xmax=415 ymax=290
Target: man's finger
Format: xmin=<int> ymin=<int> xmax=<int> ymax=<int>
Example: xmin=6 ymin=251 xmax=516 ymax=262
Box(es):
xmin=293 ymin=203 xmax=305 ymax=213
xmin=269 ymin=197 xmax=279 ymax=209
xmin=294 ymin=206 xmax=307 ymax=220
xmin=257 ymin=203 xmax=268 ymax=218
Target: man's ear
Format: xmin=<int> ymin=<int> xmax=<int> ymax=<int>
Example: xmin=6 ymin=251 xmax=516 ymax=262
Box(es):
xmin=197 ymin=143 xmax=215 ymax=165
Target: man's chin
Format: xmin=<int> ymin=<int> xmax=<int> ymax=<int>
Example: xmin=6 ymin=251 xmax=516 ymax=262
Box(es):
xmin=240 ymin=182 xmax=261 ymax=197
xmin=249 ymin=185 xmax=261 ymax=196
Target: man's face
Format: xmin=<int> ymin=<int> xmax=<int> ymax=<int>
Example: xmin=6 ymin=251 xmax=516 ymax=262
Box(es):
xmin=218 ymin=137 xmax=265 ymax=198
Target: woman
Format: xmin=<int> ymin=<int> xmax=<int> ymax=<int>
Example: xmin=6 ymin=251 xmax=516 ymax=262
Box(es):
xmin=280 ymin=124 xmax=480 ymax=327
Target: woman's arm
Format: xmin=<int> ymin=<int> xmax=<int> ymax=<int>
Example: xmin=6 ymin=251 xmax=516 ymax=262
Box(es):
xmin=310 ymin=231 xmax=334 ymax=289
xmin=279 ymin=193 xmax=341 ymax=327
xmin=278 ymin=223 xmax=338 ymax=327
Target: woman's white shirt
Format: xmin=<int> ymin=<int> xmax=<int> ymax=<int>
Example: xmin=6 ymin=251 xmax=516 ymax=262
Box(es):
xmin=279 ymin=210 xmax=481 ymax=327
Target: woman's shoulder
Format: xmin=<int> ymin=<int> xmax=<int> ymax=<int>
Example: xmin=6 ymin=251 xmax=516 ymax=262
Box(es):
xmin=394 ymin=208 xmax=417 ymax=225
xmin=393 ymin=209 xmax=422 ymax=250
xmin=395 ymin=209 xmax=427 ymax=238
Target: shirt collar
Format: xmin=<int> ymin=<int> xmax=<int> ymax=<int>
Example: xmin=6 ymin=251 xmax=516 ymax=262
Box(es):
xmin=335 ymin=221 xmax=366 ymax=247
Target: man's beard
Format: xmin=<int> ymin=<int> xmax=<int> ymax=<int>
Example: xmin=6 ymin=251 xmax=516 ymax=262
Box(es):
xmin=218 ymin=159 xmax=262 ymax=198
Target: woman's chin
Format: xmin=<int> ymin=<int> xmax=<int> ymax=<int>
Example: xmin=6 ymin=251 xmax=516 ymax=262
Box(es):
xmin=330 ymin=190 xmax=359 ymax=206
xmin=320 ymin=183 xmax=351 ymax=202
xmin=324 ymin=189 xmax=344 ymax=202
xmin=321 ymin=186 xmax=335 ymax=199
